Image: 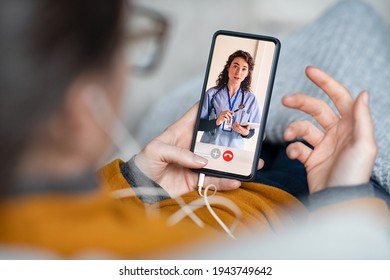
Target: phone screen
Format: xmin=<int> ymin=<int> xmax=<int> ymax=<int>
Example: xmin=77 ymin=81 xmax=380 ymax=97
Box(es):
xmin=191 ymin=30 xmax=280 ymax=180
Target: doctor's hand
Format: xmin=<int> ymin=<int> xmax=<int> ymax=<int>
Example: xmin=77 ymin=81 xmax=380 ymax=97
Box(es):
xmin=232 ymin=121 xmax=250 ymax=137
xmin=134 ymin=104 xmax=259 ymax=198
xmin=283 ymin=66 xmax=377 ymax=194
xmin=216 ymin=110 xmax=234 ymax=126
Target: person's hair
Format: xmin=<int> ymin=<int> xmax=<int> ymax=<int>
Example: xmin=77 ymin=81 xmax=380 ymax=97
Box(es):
xmin=215 ymin=50 xmax=255 ymax=92
xmin=0 ymin=0 xmax=126 ymax=192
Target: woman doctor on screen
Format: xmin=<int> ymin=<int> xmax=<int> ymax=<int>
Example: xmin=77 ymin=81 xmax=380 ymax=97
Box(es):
xmin=199 ymin=50 xmax=261 ymax=149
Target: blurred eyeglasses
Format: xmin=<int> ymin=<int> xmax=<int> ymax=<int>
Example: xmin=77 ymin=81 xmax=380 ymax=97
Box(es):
xmin=125 ymin=5 xmax=169 ymax=75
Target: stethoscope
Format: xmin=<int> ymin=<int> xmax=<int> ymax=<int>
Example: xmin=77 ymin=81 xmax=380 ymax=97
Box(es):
xmin=209 ymin=86 xmax=245 ymax=118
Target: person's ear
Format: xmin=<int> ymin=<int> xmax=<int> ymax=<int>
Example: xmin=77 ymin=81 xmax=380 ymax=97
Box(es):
xmin=45 ymin=75 xmax=111 ymax=161
xmin=59 ymin=75 xmax=101 ymax=134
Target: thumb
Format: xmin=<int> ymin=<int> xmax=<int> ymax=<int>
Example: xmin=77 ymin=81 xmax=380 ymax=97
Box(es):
xmin=353 ymin=91 xmax=376 ymax=146
xmin=159 ymin=142 xmax=208 ymax=168
xmin=353 ymin=91 xmax=377 ymax=161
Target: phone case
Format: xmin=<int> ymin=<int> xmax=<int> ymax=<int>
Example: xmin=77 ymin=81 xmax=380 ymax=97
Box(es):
xmin=191 ymin=30 xmax=281 ymax=181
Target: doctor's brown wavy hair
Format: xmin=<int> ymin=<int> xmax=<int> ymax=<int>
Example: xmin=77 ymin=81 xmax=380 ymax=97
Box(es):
xmin=215 ymin=50 xmax=255 ymax=92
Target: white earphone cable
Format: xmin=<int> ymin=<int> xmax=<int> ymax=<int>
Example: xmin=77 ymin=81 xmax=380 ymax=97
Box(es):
xmin=195 ymin=173 xmax=239 ymax=239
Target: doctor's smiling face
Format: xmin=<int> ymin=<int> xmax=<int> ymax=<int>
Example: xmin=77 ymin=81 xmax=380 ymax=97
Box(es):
xmin=228 ymin=57 xmax=249 ymax=86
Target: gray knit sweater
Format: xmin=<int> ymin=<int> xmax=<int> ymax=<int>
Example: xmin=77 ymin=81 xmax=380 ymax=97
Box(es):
xmin=265 ymin=0 xmax=390 ymax=194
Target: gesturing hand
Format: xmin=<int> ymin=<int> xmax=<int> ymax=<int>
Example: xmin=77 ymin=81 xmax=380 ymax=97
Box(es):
xmin=134 ymin=103 xmax=242 ymax=198
xmin=216 ymin=110 xmax=234 ymax=126
xmin=283 ymin=66 xmax=377 ymax=194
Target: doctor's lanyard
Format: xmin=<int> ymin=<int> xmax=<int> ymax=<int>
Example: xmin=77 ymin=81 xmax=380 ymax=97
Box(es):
xmin=222 ymin=87 xmax=240 ymax=132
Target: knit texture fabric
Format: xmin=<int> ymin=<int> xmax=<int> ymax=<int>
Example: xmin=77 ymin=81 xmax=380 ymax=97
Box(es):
xmin=266 ymin=0 xmax=390 ymax=193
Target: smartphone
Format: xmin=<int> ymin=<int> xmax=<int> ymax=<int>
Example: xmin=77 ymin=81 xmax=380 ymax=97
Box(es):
xmin=191 ymin=30 xmax=280 ymax=181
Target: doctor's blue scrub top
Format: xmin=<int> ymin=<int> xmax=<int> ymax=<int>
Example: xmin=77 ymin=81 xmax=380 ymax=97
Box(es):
xmin=199 ymin=86 xmax=261 ymax=149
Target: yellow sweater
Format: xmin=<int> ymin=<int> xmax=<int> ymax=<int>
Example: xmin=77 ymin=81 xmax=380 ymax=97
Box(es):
xmin=0 ymin=160 xmax=387 ymax=258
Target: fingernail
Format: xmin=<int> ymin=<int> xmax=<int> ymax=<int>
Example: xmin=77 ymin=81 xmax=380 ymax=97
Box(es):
xmin=362 ymin=90 xmax=369 ymax=105
xmin=282 ymin=95 xmax=294 ymax=104
xmin=284 ymin=127 xmax=293 ymax=139
xmin=194 ymin=154 xmax=208 ymax=165
xmin=287 ymin=147 xmax=296 ymax=158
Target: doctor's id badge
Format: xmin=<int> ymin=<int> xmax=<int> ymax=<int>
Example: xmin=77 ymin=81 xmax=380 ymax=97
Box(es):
xmin=222 ymin=116 xmax=234 ymax=132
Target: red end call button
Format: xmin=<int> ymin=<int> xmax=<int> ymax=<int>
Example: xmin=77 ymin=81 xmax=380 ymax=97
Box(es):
xmin=222 ymin=150 xmax=234 ymax=162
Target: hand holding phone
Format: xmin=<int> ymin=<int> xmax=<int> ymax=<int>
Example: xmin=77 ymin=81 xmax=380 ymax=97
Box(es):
xmin=191 ymin=30 xmax=280 ymax=181
xmin=134 ymin=103 xmax=241 ymax=198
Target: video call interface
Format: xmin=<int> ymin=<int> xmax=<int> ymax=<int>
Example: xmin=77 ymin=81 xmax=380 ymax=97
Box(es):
xmin=193 ymin=34 xmax=277 ymax=177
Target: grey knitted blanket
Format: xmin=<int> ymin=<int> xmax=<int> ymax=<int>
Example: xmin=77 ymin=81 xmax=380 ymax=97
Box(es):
xmin=266 ymin=0 xmax=390 ymax=194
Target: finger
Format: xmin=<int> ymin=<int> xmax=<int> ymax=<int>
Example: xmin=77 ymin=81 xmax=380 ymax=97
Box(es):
xmin=305 ymin=66 xmax=354 ymax=117
xmin=237 ymin=126 xmax=246 ymax=134
xmin=258 ymin=159 xmax=264 ymax=170
xmin=223 ymin=113 xmax=229 ymax=121
xmin=284 ymin=120 xmax=324 ymax=147
xmin=353 ymin=91 xmax=377 ymax=158
xmin=233 ymin=122 xmax=241 ymax=129
xmin=286 ymin=141 xmax=312 ymax=165
xmin=156 ymin=142 xmax=208 ymax=168
xmin=283 ymin=94 xmax=339 ymax=130
xmin=232 ymin=126 xmax=241 ymax=134
xmin=204 ymin=176 xmax=241 ymax=191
